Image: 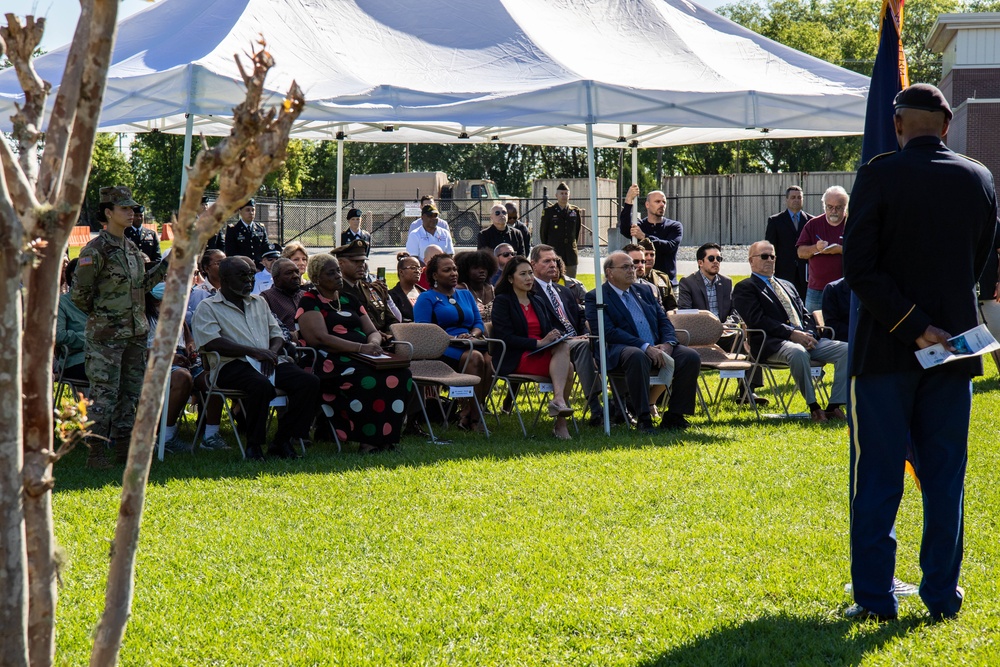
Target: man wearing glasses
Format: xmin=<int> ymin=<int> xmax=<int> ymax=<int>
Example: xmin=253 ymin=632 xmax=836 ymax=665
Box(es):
xmin=585 ymin=251 xmax=701 ymax=433
xmin=478 ymin=204 xmax=528 ymax=257
xmin=795 ymin=186 xmax=849 ymax=314
xmin=732 ymin=241 xmax=848 ymax=422
xmin=490 ymin=243 xmax=516 ymax=285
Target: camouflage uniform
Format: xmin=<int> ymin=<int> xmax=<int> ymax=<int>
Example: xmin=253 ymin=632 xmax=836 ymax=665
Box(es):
xmin=72 ymin=212 xmax=168 ymax=465
xmin=645 ymin=268 xmax=677 ymax=312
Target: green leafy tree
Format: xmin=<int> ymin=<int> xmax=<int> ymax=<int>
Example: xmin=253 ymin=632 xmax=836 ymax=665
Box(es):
xmin=262 ymin=138 xmax=314 ymax=196
xmin=82 ymin=133 xmax=133 ymax=228
xmin=129 ymin=131 xmax=186 ymax=222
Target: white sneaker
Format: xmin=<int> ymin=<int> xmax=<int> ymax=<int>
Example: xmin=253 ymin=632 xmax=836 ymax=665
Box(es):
xmin=200 ymin=433 xmax=231 ymax=451
xmin=844 ymin=577 xmax=919 ymax=598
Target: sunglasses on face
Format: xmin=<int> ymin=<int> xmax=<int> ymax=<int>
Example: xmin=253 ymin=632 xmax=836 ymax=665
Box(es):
xmin=704 ymin=255 xmax=723 ymax=262
xmin=497 ymin=251 xmax=515 ymax=258
xmin=493 ymin=211 xmax=507 ymax=216
xmin=753 ymin=253 xmax=776 ymax=260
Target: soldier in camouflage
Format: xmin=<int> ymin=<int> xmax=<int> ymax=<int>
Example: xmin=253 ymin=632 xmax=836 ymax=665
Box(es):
xmin=71 ymin=186 xmax=169 ymax=468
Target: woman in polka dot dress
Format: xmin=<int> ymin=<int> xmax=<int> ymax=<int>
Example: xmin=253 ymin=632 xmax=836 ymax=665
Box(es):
xmin=296 ymin=254 xmax=413 ymax=453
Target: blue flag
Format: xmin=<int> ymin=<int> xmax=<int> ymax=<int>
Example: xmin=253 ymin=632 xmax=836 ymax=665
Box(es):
xmin=860 ymin=0 xmax=909 ymax=164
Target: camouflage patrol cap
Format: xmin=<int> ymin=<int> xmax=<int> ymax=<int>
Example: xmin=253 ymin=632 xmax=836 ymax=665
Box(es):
xmin=99 ymin=186 xmax=139 ymax=207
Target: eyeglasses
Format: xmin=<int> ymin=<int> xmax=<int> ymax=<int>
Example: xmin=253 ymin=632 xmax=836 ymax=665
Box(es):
xmin=493 ymin=211 xmax=507 ymax=216
xmin=752 ymin=253 xmax=776 ymax=260
xmin=497 ymin=251 xmax=515 ymax=258
xmin=612 ymin=265 xmax=636 ymax=272
xmin=632 ymin=260 xmax=644 ymax=267
xmin=402 ymin=265 xmax=422 ymax=271
xmin=824 ymin=204 xmax=846 ymax=212
xmin=704 ymin=255 xmax=723 ymax=262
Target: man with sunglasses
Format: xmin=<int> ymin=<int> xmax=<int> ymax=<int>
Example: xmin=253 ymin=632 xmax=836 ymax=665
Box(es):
xmin=490 ymin=243 xmax=516 ymax=285
xmin=732 ymin=241 xmax=848 ymax=422
xmin=680 ymin=243 xmax=766 ymax=406
xmin=478 ymin=204 xmax=528 ymax=257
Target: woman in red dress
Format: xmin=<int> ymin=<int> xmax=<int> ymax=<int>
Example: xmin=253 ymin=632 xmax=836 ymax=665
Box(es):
xmin=490 ymin=256 xmax=575 ymax=440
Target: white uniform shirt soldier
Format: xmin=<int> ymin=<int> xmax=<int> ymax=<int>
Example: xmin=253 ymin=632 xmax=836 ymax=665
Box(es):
xmin=71 ymin=185 xmax=168 ymax=468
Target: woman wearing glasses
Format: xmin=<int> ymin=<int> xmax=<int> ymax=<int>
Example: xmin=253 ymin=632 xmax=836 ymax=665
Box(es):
xmin=388 ymin=251 xmax=425 ymax=322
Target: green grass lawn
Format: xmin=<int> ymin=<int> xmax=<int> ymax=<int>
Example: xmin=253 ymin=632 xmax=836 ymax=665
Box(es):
xmin=48 ymin=364 xmax=1000 ymax=665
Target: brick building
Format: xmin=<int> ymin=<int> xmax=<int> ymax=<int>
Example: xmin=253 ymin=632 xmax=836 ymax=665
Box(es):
xmin=928 ymin=13 xmax=1000 ymax=184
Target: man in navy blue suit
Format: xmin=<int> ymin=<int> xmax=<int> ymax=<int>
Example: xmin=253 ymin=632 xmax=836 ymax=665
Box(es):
xmin=585 ymin=251 xmax=701 ymax=433
xmin=765 ymin=186 xmax=812 ymax=297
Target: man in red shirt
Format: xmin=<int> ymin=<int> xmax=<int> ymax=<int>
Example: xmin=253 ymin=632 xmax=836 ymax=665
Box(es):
xmin=796 ymin=185 xmax=848 ymax=314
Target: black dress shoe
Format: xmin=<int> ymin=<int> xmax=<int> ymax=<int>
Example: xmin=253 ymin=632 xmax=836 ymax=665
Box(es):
xmin=266 ymin=440 xmax=300 ymax=459
xmin=736 ymin=391 xmax=769 ymax=406
xmin=844 ymin=604 xmax=897 ymax=622
xmin=245 ymin=443 xmax=265 ymax=461
xmin=659 ymin=412 xmax=690 ymax=430
xmin=636 ymin=419 xmax=656 ymax=435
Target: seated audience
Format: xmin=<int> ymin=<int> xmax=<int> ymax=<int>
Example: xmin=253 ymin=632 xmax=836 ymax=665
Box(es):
xmin=413 ymin=253 xmax=492 ymax=432
xmin=296 ymin=254 xmax=412 ymax=453
xmin=388 ymin=252 xmax=425 ymax=322
xmin=732 ymin=241 xmax=848 ymax=422
xmin=490 ymin=243 xmax=516 ymax=285
xmin=417 ymin=243 xmax=444 ymax=290
xmin=455 ymin=249 xmax=498 ymax=323
xmin=637 ymin=238 xmax=677 ymax=312
xmin=187 ymin=249 xmax=225 ymax=326
xmin=492 ymin=256 xmax=575 ymax=440
xmin=678 ymin=242 xmax=766 ymax=405
xmin=253 ymin=245 xmax=281 ymax=294
xmin=192 ymin=257 xmax=320 ymax=460
xmin=57 ymin=258 xmax=88 ymax=382
xmin=554 ymin=256 xmax=587 ymax=307
xmin=585 ymin=251 xmax=701 ymax=432
xmin=281 ymin=241 xmax=310 ymax=285
xmin=261 ymin=257 xmax=304 ymax=340
xmin=821 ymin=277 xmax=851 ymax=342
xmin=332 ymin=240 xmax=398 ymax=339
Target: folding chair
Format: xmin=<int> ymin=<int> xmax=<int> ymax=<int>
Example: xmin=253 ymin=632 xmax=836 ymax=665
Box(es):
xmin=390 ymin=322 xmax=493 ymax=443
xmin=742 ymin=328 xmax=832 ymax=417
xmin=53 ymin=345 xmax=89 ymax=408
xmin=192 ymin=351 xmax=249 ymax=457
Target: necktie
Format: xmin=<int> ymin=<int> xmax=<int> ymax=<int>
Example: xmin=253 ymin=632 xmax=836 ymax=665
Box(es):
xmin=546 ymin=284 xmax=576 ymax=336
xmin=622 ymin=289 xmax=655 ymax=343
xmin=769 ymin=279 xmax=802 ymax=329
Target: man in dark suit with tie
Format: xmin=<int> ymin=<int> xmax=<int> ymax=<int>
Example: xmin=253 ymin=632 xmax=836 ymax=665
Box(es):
xmin=732 ymin=241 xmax=848 ymax=422
xmin=529 ymin=244 xmax=601 ymax=422
xmin=585 ymin=251 xmax=701 ymax=433
xmin=765 ymin=186 xmax=812 ymax=297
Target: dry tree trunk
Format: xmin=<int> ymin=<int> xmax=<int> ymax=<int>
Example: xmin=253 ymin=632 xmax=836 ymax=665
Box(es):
xmin=88 ymin=45 xmax=304 ymax=667
xmin=0 ymin=0 xmax=118 ymax=667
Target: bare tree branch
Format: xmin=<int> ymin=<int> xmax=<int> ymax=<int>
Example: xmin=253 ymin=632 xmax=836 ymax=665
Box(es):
xmin=90 ymin=43 xmax=304 ymax=667
xmin=1 ymin=13 xmax=48 ymax=186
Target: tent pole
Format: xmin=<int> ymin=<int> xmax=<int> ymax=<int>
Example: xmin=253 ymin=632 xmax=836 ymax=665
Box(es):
xmin=587 ymin=122 xmax=610 ymax=435
xmin=631 ymin=143 xmax=639 ymax=242
xmin=335 ymin=137 xmax=344 ymax=243
xmin=179 ymin=113 xmax=194 ymax=209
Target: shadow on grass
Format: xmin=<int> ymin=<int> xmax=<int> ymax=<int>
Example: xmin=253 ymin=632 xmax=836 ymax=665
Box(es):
xmin=640 ymin=613 xmax=921 ymax=666
xmin=51 ymin=412 xmax=745 ymax=493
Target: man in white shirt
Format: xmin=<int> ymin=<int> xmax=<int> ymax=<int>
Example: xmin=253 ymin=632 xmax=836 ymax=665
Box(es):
xmin=406 ymin=204 xmax=455 ymax=257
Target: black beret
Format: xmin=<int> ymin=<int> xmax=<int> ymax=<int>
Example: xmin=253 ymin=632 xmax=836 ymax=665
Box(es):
xmin=894 ymin=83 xmax=953 ymax=120
xmin=347 ymin=208 xmax=363 ymax=220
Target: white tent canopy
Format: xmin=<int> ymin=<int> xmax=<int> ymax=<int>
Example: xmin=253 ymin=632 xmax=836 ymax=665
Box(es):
xmin=0 ymin=0 xmax=869 ymax=146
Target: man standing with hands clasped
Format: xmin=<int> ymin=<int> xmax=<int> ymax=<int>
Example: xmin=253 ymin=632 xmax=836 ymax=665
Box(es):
xmin=844 ymin=83 xmax=998 ymax=623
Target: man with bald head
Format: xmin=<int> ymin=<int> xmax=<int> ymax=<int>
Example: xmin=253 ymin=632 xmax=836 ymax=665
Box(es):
xmin=843 ymin=83 xmax=998 ymax=622
xmin=585 ymin=251 xmax=701 ymax=433
xmin=619 ymin=184 xmax=683 ymax=282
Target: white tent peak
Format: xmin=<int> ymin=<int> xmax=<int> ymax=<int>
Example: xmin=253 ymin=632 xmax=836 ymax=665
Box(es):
xmin=0 ymin=0 xmax=870 ymax=146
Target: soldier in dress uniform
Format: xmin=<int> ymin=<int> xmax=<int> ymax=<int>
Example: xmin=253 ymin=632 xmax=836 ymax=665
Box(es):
xmin=123 ymin=203 xmax=161 ymax=262
xmin=224 ymin=198 xmax=270 ymax=268
xmin=539 ymin=182 xmax=583 ymax=277
xmin=638 ymin=238 xmax=677 ymax=312
xmin=71 ymin=186 xmax=169 ymax=468
xmin=332 ymin=239 xmax=398 ymax=341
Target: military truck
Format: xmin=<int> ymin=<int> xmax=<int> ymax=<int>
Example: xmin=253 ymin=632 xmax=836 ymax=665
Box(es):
xmin=348 ymin=171 xmax=501 ymax=246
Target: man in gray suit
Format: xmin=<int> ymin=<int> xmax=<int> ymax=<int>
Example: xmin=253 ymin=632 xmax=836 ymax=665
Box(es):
xmin=678 ymin=242 xmax=766 ymax=406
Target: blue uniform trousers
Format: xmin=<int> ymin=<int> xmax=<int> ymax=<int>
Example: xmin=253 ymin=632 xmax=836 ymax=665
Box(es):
xmin=849 ymin=368 xmax=969 ymax=619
